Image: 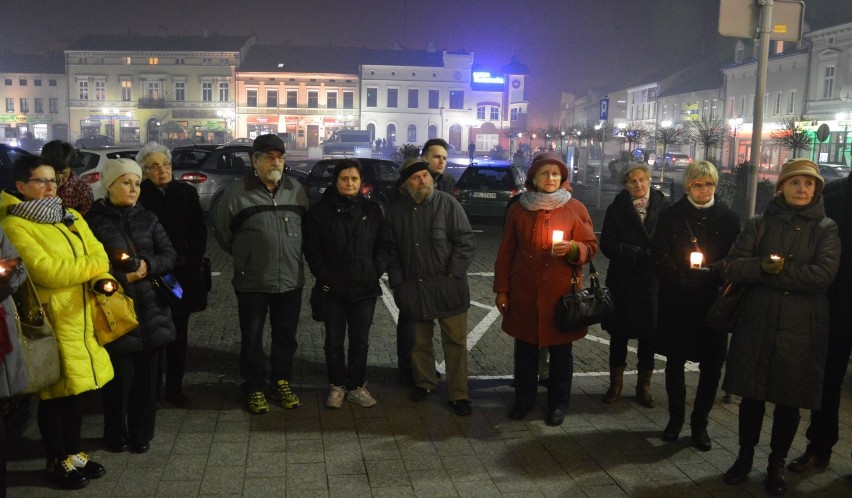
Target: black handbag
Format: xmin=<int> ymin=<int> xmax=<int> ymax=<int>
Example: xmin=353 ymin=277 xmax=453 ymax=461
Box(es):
xmin=12 ymin=272 xmax=61 ymax=394
xmin=310 ymin=284 xmax=329 ymax=322
xmin=556 ymin=260 xmax=614 ymax=331
xmin=705 ymin=281 xmax=747 ymax=333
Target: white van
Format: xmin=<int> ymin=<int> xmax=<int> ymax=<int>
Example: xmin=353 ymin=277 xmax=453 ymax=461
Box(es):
xmin=322 ymin=130 xmax=373 ymax=157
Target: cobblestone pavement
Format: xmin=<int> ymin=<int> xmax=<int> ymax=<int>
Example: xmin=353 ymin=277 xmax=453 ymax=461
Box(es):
xmin=6 ymin=183 xmax=852 ymax=496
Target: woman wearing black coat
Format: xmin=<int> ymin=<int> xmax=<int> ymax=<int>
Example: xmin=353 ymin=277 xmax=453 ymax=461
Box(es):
xmin=600 ymin=161 xmax=668 ymax=407
xmin=137 ymin=142 xmax=208 ymax=407
xmin=302 ymin=159 xmax=387 ymax=409
xmin=652 ymin=161 xmax=740 ymax=452
xmin=722 ymin=159 xmax=840 ymax=496
xmin=85 ymin=158 xmax=176 ymax=454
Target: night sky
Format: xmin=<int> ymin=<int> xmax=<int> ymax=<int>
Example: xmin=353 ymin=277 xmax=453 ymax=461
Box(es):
xmin=5 ymin=0 xmax=850 ymax=126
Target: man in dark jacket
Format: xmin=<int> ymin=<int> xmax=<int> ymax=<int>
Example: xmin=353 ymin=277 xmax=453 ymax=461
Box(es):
xmin=137 ymin=142 xmax=208 ymax=408
xmin=385 ymin=161 xmax=476 ymax=416
xmin=788 ymin=174 xmax=852 ymax=473
xmin=213 ymin=134 xmax=308 ymax=415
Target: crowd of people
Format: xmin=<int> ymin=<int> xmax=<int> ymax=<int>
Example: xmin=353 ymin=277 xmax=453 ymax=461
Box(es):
xmin=0 ymin=133 xmax=849 ymax=497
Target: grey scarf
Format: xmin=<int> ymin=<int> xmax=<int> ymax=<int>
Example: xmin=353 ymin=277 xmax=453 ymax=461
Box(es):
xmin=8 ymin=197 xmax=76 ymax=225
xmin=519 ymin=188 xmax=572 ymax=211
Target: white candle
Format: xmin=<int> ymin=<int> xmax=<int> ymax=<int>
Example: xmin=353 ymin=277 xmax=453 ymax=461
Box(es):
xmin=0 ymin=266 xmax=6 ymax=275
xmin=103 ymin=281 xmax=115 ymax=293
xmin=769 ymin=254 xmax=781 ymax=261
xmin=119 ymin=253 xmax=130 ymax=261
xmin=690 ymin=252 xmax=703 ymax=269
xmin=552 ymin=230 xmax=564 ymax=244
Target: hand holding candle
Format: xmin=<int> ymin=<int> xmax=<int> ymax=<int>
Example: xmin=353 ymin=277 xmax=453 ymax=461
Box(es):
xmin=94 ymin=278 xmax=118 ymax=296
xmin=690 ymin=251 xmax=703 ymax=269
xmin=761 ymin=254 xmax=785 ymax=274
xmin=118 ymin=251 xmax=140 ymax=272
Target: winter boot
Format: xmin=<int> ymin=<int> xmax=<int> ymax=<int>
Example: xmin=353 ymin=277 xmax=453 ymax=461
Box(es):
xmin=662 ymin=402 xmax=684 ymax=442
xmin=602 ymin=367 xmax=624 ymax=404
xmin=724 ymin=446 xmax=755 ymax=485
xmin=765 ymin=454 xmax=787 ymax=496
xmin=636 ymin=368 xmax=655 ymax=408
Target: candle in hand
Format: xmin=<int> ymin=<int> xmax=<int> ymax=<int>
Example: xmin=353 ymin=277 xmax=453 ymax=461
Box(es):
xmin=769 ymin=254 xmax=781 ymax=261
xmin=103 ymin=281 xmax=115 ymax=293
xmin=119 ymin=253 xmax=130 ymax=261
xmin=690 ymin=252 xmax=703 ymax=269
xmin=552 ymin=230 xmax=564 ymax=244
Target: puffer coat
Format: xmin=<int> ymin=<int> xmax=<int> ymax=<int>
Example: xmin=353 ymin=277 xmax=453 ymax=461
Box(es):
xmin=652 ymin=195 xmax=740 ymax=361
xmin=85 ymin=199 xmax=177 ymax=356
xmin=723 ymin=196 xmax=840 ymax=409
xmin=303 ymin=186 xmax=386 ymax=302
xmin=0 ymin=228 xmax=28 ymax=398
xmin=0 ymin=191 xmax=114 ymax=399
xmin=494 ymin=193 xmax=598 ymax=346
xmin=600 ymin=188 xmax=668 ymax=339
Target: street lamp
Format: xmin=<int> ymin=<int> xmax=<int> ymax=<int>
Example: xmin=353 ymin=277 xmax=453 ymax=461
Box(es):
xmin=836 ymin=112 xmax=850 ymax=166
xmin=560 ymin=130 xmax=566 ymax=151
xmin=728 ymin=117 xmax=743 ymax=170
xmin=659 ymin=120 xmax=672 ymax=183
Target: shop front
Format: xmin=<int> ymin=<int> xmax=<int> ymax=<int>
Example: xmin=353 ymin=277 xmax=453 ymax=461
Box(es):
xmin=247 ymin=116 xmax=278 ymax=139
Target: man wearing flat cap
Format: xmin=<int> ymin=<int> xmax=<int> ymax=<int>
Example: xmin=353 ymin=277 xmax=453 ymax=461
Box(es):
xmin=384 ymin=160 xmax=476 ymax=416
xmin=214 ymin=134 xmax=307 ymax=414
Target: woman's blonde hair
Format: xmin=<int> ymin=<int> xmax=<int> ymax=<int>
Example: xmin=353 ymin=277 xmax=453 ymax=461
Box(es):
xmin=683 ymin=160 xmax=719 ymax=190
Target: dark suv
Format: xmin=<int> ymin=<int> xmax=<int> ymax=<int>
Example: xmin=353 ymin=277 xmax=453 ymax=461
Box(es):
xmin=171 ymin=144 xmax=254 ymax=212
xmin=303 ymin=158 xmax=400 ymax=205
xmin=453 ymin=162 xmax=526 ymax=221
xmin=0 ymin=144 xmax=33 ymax=191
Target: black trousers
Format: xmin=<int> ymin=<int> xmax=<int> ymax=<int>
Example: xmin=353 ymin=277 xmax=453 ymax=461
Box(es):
xmin=664 ymin=353 xmax=724 ymax=428
xmin=235 ymin=289 xmax=301 ymax=390
xmin=324 ymin=295 xmax=376 ymax=389
xmin=102 ymin=349 xmax=159 ymax=447
xmin=738 ymin=397 xmax=801 ymax=461
xmin=514 ymin=339 xmax=573 ymax=410
xmin=803 ymin=330 xmax=852 ymax=459
xmin=36 ymin=395 xmax=83 ymax=461
xmin=163 ymin=306 xmax=191 ymax=394
xmin=609 ymin=333 xmax=655 ymax=371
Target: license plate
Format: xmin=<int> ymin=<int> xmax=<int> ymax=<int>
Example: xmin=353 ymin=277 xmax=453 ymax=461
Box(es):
xmin=471 ymin=192 xmax=496 ymax=199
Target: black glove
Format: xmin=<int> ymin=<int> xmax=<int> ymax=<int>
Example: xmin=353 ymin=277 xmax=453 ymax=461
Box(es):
xmin=118 ymin=256 xmax=141 ymax=273
xmin=93 ymin=278 xmax=118 ymax=296
xmin=683 ymin=267 xmax=712 ymax=289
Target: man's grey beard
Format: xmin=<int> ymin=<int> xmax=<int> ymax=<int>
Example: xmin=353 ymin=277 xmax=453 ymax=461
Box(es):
xmin=266 ymin=169 xmax=283 ymax=183
xmin=407 ymin=183 xmax=433 ymax=203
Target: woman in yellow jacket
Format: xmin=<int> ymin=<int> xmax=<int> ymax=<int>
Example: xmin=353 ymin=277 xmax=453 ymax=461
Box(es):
xmin=0 ymin=155 xmax=116 ymax=490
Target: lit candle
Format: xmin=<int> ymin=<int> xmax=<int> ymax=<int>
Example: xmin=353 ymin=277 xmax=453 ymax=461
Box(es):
xmin=0 ymin=266 xmax=6 ymax=275
xmin=103 ymin=281 xmax=115 ymax=293
xmin=552 ymin=230 xmax=564 ymax=244
xmin=119 ymin=253 xmax=130 ymax=261
xmin=690 ymin=252 xmax=703 ymax=269
xmin=769 ymin=254 xmax=781 ymax=261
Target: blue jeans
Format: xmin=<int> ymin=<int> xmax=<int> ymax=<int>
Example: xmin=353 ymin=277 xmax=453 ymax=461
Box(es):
xmin=236 ymin=289 xmax=301 ymax=391
xmin=324 ymin=294 xmax=377 ymax=389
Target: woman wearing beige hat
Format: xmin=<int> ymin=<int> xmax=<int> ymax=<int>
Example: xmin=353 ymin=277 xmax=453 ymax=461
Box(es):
xmin=722 ymin=158 xmax=840 ymax=496
xmin=85 ymin=158 xmax=176 ymax=455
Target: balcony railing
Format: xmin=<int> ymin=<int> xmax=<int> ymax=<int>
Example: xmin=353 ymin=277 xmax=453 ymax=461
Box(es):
xmin=138 ymin=97 xmax=166 ymax=108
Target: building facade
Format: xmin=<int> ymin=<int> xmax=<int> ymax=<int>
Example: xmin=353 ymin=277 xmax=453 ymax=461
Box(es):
xmin=0 ymin=54 xmax=67 ymax=147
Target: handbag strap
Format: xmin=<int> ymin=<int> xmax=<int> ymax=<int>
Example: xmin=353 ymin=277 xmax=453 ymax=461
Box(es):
xmin=678 ymin=211 xmax=703 ymax=254
xmin=570 ymin=259 xmax=601 ymax=292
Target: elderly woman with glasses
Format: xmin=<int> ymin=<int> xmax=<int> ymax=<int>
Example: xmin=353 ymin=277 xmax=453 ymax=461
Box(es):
xmin=0 ymin=155 xmax=116 ymax=489
xmin=651 ymin=160 xmax=740 ymax=452
xmin=136 ymin=142 xmax=208 ymax=408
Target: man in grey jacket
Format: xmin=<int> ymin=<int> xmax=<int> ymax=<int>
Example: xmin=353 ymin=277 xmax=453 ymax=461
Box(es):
xmin=214 ymin=134 xmax=307 ymax=414
xmin=385 ymin=161 xmax=476 ymax=416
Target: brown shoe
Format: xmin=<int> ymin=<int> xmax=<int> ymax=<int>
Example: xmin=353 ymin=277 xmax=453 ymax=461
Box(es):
xmin=602 ymin=367 xmax=624 ymax=404
xmin=787 ymin=452 xmax=829 ymax=473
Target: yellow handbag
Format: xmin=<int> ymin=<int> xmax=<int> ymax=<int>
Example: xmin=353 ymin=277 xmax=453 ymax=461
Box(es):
xmin=90 ymin=284 xmax=139 ymax=346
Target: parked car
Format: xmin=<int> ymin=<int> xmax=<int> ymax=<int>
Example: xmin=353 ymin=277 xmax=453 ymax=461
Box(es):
xmin=660 ymin=152 xmax=691 ymax=171
xmin=72 ymin=147 xmax=141 ymax=189
xmin=632 ymin=148 xmax=658 ymax=168
xmin=321 ymin=130 xmax=373 ymax=156
xmin=285 ymin=159 xmax=318 ymax=182
xmin=452 ymin=163 xmax=526 ymax=222
xmin=302 ymin=158 xmax=400 ymax=205
xmin=171 ymin=144 xmax=254 ymax=212
xmin=74 ymin=135 xmax=115 ymax=148
xmin=819 ymin=163 xmax=851 ymax=180
xmin=0 ymin=143 xmax=34 ymax=191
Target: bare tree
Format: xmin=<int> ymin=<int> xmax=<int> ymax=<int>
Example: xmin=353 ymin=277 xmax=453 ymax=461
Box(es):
xmin=652 ymin=124 xmax=683 ymax=155
xmin=770 ymin=117 xmax=812 ymax=158
xmin=684 ymin=116 xmax=726 ymax=159
xmin=623 ymin=122 xmax=649 ymax=152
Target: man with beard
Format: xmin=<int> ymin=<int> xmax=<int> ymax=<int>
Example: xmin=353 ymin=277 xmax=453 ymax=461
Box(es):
xmin=384 ymin=161 xmax=476 ymax=416
xmin=214 ymin=134 xmax=307 ymax=414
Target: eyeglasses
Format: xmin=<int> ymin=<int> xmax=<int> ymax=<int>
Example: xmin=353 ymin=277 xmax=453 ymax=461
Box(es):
xmin=146 ymin=162 xmax=172 ymax=171
xmin=689 ymin=182 xmax=716 ymax=190
xmin=27 ymin=178 xmax=59 ymax=187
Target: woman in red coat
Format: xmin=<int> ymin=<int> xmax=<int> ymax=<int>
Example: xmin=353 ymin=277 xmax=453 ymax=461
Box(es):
xmin=494 ymin=152 xmax=597 ymax=426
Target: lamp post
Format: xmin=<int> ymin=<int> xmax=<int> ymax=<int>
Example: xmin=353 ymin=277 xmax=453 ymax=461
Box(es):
xmin=728 ymin=117 xmax=743 ymax=171
xmin=837 ymin=112 xmax=850 ymax=166
xmin=659 ymin=120 xmax=672 ymax=183
xmin=560 ymin=130 xmax=566 ymax=152
xmin=545 ymin=133 xmax=551 ymax=151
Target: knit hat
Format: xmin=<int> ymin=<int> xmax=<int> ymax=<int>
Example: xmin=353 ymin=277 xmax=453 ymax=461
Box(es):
xmin=620 ymin=161 xmax=651 ymax=186
xmin=776 ymin=158 xmax=824 ymax=197
xmin=526 ymin=151 xmax=569 ymax=190
xmin=100 ymin=158 xmax=142 ymax=190
xmin=396 ymin=159 xmax=430 ymax=187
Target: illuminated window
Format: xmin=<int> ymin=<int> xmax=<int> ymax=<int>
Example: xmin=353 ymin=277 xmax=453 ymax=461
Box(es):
xmin=147 ymin=81 xmax=161 ymax=99
xmin=149 ymin=57 xmax=158 ymax=65
xmin=121 ymin=80 xmax=132 ymax=101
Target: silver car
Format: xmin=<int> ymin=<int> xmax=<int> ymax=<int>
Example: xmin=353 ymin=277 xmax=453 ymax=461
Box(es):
xmin=171 ymin=144 xmax=255 ymax=212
